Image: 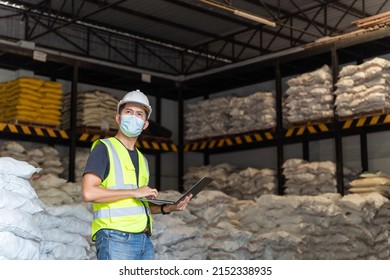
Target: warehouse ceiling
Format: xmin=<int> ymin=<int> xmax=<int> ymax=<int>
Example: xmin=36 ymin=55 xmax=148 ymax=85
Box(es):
xmin=0 ymin=0 xmax=389 ymax=98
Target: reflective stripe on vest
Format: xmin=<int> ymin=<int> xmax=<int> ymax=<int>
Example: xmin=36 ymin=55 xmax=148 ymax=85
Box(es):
xmin=93 ymin=205 xmax=151 ymax=219
xmin=102 ymin=139 xmax=138 ymax=190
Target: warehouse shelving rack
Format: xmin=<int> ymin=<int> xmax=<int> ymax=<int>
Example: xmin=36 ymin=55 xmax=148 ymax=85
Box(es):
xmin=178 ymin=27 xmax=390 ymax=195
xmin=0 ymin=42 xmax=179 ymax=189
xmin=0 ymin=122 xmax=177 ymax=152
xmin=0 ymin=27 xmax=389 ymax=194
xmin=0 ymin=119 xmax=177 ymax=189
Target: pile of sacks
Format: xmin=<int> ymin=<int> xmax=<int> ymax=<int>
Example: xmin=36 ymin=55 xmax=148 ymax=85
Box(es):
xmin=62 ymin=90 xmax=119 ymax=131
xmin=30 ymin=173 xmax=85 ymax=206
xmin=27 ymin=161 xmax=94 ymax=258
xmin=237 ymin=193 xmax=390 ymax=259
xmin=2 ymin=155 xmax=389 ymax=260
xmin=0 ymin=141 xmax=64 ymax=177
xmin=184 ymin=91 xmax=276 ymax=141
xmin=152 ymin=189 xmax=250 ymax=260
xmin=61 ymin=148 xmax=91 ymax=182
xmin=348 ymin=171 xmax=390 ymax=198
xmin=0 ymin=140 xmax=91 ymax=182
xmin=282 ymin=158 xmax=360 ymax=195
xmin=284 ymin=64 xmax=334 ymax=126
xmin=184 ymin=96 xmax=231 ymax=140
xmin=34 ymin=204 xmax=94 ymax=260
xmin=0 ymin=157 xmax=44 ymax=259
xmin=226 ymin=91 xmax=276 ymax=134
xmin=183 ymin=163 xmax=277 ymax=199
xmin=0 ymin=77 xmax=63 ymax=126
xmin=0 ymin=157 xmax=94 ymax=260
xmin=152 ymin=189 xmax=390 ymax=259
xmin=334 ymin=57 xmax=390 ymax=117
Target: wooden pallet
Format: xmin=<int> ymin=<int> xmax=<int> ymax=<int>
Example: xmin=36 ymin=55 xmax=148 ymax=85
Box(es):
xmin=138 ymin=134 xmax=173 ymax=143
xmin=185 ymin=128 xmax=276 ymax=144
xmin=76 ymin=126 xmax=116 ymax=135
xmin=337 ymin=108 xmax=390 ymax=121
xmin=75 ymin=126 xmax=173 ymax=143
xmin=287 ymin=117 xmax=333 ymax=128
xmin=7 ymin=119 xmax=60 ymax=129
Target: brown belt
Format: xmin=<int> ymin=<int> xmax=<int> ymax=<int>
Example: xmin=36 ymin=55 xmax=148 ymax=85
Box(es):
xmin=142 ymin=226 xmax=151 ymax=234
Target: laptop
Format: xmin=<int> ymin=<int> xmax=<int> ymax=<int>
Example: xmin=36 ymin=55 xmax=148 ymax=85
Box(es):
xmin=137 ymin=177 xmax=213 ymax=205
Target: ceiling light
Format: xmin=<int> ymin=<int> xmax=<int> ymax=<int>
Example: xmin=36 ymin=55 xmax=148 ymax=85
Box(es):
xmin=200 ymin=0 xmax=276 ymax=27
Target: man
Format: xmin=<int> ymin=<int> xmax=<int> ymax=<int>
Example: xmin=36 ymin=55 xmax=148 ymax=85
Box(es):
xmin=82 ymin=89 xmax=191 ymax=260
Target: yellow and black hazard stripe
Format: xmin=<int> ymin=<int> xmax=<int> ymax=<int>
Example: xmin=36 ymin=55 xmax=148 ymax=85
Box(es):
xmin=285 ymin=123 xmax=330 ymax=138
xmin=341 ymin=113 xmax=390 ymax=129
xmin=136 ymin=139 xmax=178 ymax=152
xmin=0 ymin=122 xmax=68 ymax=139
xmin=78 ymin=133 xmax=105 ymax=143
xmin=77 ymin=132 xmax=178 ymax=152
xmin=184 ymin=130 xmax=274 ymax=152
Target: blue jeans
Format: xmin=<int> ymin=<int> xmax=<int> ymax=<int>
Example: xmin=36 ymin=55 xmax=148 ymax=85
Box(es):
xmin=95 ymin=229 xmax=155 ymax=260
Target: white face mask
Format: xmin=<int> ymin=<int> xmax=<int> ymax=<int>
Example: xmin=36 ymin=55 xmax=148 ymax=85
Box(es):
xmin=119 ymin=115 xmax=145 ymax=137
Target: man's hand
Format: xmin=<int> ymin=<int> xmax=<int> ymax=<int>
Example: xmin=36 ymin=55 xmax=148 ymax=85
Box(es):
xmin=136 ymin=186 xmax=158 ymax=199
xmin=166 ymin=194 xmax=193 ymax=212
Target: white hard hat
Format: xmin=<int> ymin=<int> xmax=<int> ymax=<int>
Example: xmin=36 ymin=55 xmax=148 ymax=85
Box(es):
xmin=117 ymin=89 xmax=152 ymax=119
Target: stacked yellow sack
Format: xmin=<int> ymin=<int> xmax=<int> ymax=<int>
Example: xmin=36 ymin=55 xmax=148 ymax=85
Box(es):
xmin=36 ymin=80 xmax=63 ymax=126
xmin=0 ymin=77 xmax=63 ymax=126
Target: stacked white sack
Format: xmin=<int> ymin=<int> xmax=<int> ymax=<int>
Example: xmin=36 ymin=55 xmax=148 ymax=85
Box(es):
xmin=0 ymin=141 xmax=28 ymax=162
xmin=154 ymin=190 xmax=390 ymax=259
xmin=0 ymin=141 xmax=64 ymax=176
xmin=281 ymin=97 xmax=290 ymax=128
xmin=335 ymin=57 xmax=390 ymax=117
xmin=31 ymin=173 xmax=76 ymax=205
xmin=62 ymin=90 xmax=119 ymax=131
xmin=282 ymin=158 xmax=360 ymax=195
xmin=184 ymin=92 xmax=277 ymax=140
xmin=183 ymin=163 xmax=236 ymax=192
xmin=285 ymin=64 xmax=334 ymax=125
xmin=0 ymin=142 xmax=95 ymax=259
xmin=196 ymin=194 xmax=253 ymax=260
xmin=249 ymin=230 xmax=308 ymax=260
xmin=227 ymin=91 xmax=276 ymax=134
xmin=236 ymin=193 xmax=390 ymax=259
xmin=2 ymin=152 xmax=387 ymax=260
xmin=0 ymin=157 xmax=44 ymax=260
xmin=184 ymin=96 xmax=231 ymax=140
xmin=37 ymin=146 xmax=64 ymax=176
xmin=183 ymin=163 xmax=277 ymax=199
xmin=29 ymin=172 xmax=95 ymax=259
xmin=61 ymin=148 xmax=90 ymax=182
xmin=226 ymin=167 xmax=277 ymax=199
xmin=152 ymin=189 xmax=210 ymax=259
xmin=152 ymin=190 xmax=252 ymax=260
xmin=34 ymin=204 xmax=94 ymax=260
xmin=0 ymin=140 xmax=92 ymax=181
xmin=347 ymin=171 xmax=390 ymax=198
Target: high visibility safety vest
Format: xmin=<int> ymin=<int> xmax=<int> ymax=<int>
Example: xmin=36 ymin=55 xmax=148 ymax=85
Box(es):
xmin=90 ymin=137 xmax=153 ymax=241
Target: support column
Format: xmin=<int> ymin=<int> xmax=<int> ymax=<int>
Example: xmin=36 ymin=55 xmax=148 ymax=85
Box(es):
xmin=302 ymin=140 xmax=310 ymax=161
xmin=68 ymin=62 xmax=78 ymax=182
xmin=155 ymin=96 xmax=162 ymax=190
xmin=360 ymin=132 xmax=368 ymax=172
xmin=177 ymin=83 xmax=184 ymax=192
xmin=332 ymin=45 xmax=344 ymax=195
xmin=275 ymin=59 xmax=284 ymax=195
